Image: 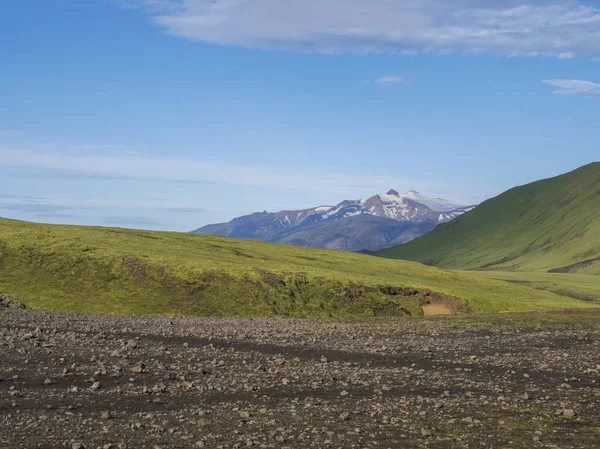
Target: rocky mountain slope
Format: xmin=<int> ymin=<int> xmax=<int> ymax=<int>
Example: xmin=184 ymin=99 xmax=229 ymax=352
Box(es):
xmin=193 ymin=190 xmax=474 ymax=251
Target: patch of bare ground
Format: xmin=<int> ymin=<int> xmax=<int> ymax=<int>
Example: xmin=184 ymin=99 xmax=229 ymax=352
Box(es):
xmin=421 ymin=303 xmax=453 ymax=315
xmin=1 ymin=310 xmax=599 ymax=448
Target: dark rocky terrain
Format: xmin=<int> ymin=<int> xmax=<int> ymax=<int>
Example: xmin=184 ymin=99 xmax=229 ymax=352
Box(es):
xmin=1 ymin=310 xmax=599 ymax=449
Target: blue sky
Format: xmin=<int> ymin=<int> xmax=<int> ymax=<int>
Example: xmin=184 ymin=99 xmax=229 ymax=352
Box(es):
xmin=1 ymin=0 xmax=599 ymax=231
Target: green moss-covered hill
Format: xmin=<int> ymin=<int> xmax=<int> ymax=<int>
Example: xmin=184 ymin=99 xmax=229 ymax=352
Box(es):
xmin=377 ymin=163 xmax=600 ymax=275
xmin=0 ymin=217 xmax=595 ymax=317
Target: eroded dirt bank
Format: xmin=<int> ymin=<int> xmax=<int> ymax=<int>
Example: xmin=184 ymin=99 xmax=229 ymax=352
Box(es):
xmin=1 ymin=310 xmax=599 ymax=448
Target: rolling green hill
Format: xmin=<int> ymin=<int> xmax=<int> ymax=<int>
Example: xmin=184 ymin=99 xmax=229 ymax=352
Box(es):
xmin=0 ymin=217 xmax=595 ymax=317
xmin=377 ymin=163 xmax=600 ymax=274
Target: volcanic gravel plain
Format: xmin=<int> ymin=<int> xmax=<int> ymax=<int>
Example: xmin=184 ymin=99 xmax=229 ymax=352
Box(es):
xmin=1 ymin=310 xmax=599 ymax=449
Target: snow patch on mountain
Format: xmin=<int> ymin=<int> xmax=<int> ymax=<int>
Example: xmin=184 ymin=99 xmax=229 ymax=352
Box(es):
xmin=404 ymin=190 xmax=464 ymax=212
xmin=300 ymin=190 xmax=473 ymax=225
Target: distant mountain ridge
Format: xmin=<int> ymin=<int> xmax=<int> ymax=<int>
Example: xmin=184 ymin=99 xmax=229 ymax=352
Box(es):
xmin=192 ymin=190 xmax=474 ymax=252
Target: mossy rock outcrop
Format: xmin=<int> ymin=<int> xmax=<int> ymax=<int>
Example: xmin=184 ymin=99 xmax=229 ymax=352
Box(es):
xmin=0 ymin=294 xmax=28 ymax=310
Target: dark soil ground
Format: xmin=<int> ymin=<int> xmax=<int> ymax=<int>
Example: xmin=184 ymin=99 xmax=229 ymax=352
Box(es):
xmin=1 ymin=310 xmax=599 ymax=449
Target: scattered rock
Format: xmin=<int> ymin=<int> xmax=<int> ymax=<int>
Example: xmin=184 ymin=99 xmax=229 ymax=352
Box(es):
xmin=560 ymin=409 xmax=577 ymax=418
xmin=0 ymin=294 xmax=27 ymax=310
xmin=421 ymin=428 xmax=434 ymax=437
xmin=1 ymin=309 xmax=598 ymax=448
xmin=131 ymin=362 xmax=145 ymax=373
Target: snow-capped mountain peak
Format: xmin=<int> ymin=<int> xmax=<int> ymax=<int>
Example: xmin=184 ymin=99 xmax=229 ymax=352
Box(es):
xmin=193 ymin=190 xmax=476 ymax=248
xmin=316 ymin=190 xmax=474 ymax=224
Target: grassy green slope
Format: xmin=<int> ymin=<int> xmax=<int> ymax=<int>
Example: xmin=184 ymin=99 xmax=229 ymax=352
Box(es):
xmin=470 ymin=271 xmax=600 ymax=302
xmin=0 ymin=218 xmax=595 ymax=316
xmin=377 ymin=162 xmax=600 ymax=273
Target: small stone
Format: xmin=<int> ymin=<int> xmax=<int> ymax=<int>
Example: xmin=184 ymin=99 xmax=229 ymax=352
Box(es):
xmin=340 ymin=390 xmax=349 ymax=397
xmin=102 ymin=410 xmax=113 ymax=420
xmin=339 ymin=412 xmax=350 ymax=421
xmin=131 ymin=361 xmax=146 ymax=373
xmin=421 ymin=428 xmax=434 ymax=437
xmin=240 ymin=411 xmax=250 ymax=419
xmin=89 ymin=381 xmax=101 ymax=391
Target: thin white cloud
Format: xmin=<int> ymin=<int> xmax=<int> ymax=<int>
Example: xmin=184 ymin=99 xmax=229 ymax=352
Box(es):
xmin=0 ymin=146 xmax=444 ymax=196
xmin=376 ymin=76 xmax=408 ymax=85
xmin=66 ymin=144 xmax=131 ymax=151
xmin=0 ymin=192 xmax=248 ymax=215
xmin=542 ymin=79 xmax=600 ymax=97
xmin=126 ymin=0 xmax=600 ymax=58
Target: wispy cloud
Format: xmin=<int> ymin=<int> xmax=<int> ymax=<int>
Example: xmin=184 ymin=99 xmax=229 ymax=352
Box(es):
xmin=8 ymin=170 xmax=142 ymax=181
xmin=0 ymin=146 xmax=443 ymax=195
xmin=0 ymin=202 xmax=88 ymax=215
xmin=0 ymin=192 xmax=248 ymax=217
xmin=7 ymin=170 xmax=217 ymax=184
xmin=0 ymin=194 xmax=45 ymax=201
xmin=33 ymin=213 xmax=88 ymax=220
xmin=155 ymin=207 xmax=208 ymax=213
xmin=66 ymin=144 xmax=136 ymax=154
xmin=375 ymin=76 xmax=408 ymax=85
xmin=100 ymin=216 xmax=163 ymax=227
xmin=542 ymin=79 xmax=600 ymax=97
xmin=126 ymin=0 xmax=600 ymax=58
